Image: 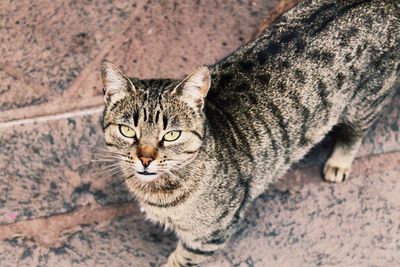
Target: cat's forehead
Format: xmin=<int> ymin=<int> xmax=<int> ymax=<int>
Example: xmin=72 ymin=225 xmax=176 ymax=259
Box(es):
xmin=103 ymin=77 xmax=201 ymax=132
xmin=132 ymin=78 xmax=177 ymax=98
xmin=107 ymin=81 xmax=181 ymax=125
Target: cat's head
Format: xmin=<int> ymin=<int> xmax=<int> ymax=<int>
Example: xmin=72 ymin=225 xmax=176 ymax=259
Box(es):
xmin=100 ymin=60 xmax=211 ymax=183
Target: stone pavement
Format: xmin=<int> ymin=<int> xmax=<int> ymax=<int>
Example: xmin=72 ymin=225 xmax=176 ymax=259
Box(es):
xmin=0 ymin=0 xmax=399 ymax=266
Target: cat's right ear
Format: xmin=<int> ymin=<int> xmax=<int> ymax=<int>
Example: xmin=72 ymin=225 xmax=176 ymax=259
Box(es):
xmin=100 ymin=60 xmax=135 ymax=104
xmin=169 ymin=66 xmax=211 ymax=110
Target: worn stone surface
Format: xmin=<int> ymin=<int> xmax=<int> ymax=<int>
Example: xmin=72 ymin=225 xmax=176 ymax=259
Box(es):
xmin=0 ymin=0 xmax=279 ymax=121
xmin=0 ymin=0 xmax=399 ymax=266
xmin=209 ymin=165 xmax=400 ymax=267
xmin=0 ymin=0 xmax=281 ymax=224
xmin=1 ymin=153 xmax=399 ymax=267
xmin=1 ymin=91 xmax=398 ymax=225
xmin=0 ymin=0 xmax=135 ymax=95
xmin=0 ymin=113 xmax=131 ymax=225
xmin=0 ymin=213 xmax=175 ymax=267
xmin=0 ymin=68 xmax=52 ymax=112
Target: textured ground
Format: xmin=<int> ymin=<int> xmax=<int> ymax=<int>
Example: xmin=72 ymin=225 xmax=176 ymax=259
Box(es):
xmin=0 ymin=0 xmax=399 ymax=266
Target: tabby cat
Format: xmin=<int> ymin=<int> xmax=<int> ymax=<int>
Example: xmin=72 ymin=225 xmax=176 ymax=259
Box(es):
xmin=100 ymin=0 xmax=399 ymax=266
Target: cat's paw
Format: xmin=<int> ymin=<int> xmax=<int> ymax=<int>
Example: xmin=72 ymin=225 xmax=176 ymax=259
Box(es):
xmin=323 ymin=158 xmax=352 ymax=183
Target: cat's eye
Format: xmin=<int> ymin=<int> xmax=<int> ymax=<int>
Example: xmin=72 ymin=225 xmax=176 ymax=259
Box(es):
xmin=163 ymin=131 xmax=181 ymax=142
xmin=119 ymin=125 xmax=136 ymax=138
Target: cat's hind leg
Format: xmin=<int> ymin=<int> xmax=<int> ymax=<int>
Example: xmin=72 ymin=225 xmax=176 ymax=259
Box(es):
xmin=324 ymin=93 xmax=395 ymax=183
xmin=324 ymin=62 xmax=399 ymax=183
xmin=323 ymin=95 xmax=397 ymax=183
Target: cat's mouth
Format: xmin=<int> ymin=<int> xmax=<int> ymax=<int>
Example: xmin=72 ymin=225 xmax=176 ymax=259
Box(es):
xmin=135 ymin=170 xmax=160 ymax=182
xmin=137 ymin=171 xmax=158 ymax=176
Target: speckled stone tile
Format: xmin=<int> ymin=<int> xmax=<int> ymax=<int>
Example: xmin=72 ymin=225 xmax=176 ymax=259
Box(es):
xmin=1 ymin=154 xmax=398 ymax=267
xmin=0 ymin=0 xmax=279 ymax=116
xmin=1 ymin=0 xmax=399 ymax=265
xmin=206 ymin=168 xmax=400 ymax=267
xmin=0 ymin=112 xmax=131 ymax=225
xmin=106 ymin=0 xmax=280 ymax=80
xmin=0 ymin=213 xmax=176 ymax=267
xmin=0 ymin=0 xmax=136 ymax=95
xmin=0 ymin=92 xmax=398 ymax=225
xmin=63 ymin=0 xmax=281 ymax=101
xmin=0 ymin=69 xmax=52 ymax=112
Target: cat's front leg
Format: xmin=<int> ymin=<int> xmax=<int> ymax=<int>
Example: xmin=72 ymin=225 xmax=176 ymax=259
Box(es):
xmin=164 ymin=239 xmax=223 ymax=267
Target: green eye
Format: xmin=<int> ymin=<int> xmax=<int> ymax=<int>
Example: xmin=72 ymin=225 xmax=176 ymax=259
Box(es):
xmin=119 ymin=125 xmax=136 ymax=138
xmin=163 ymin=131 xmax=181 ymax=142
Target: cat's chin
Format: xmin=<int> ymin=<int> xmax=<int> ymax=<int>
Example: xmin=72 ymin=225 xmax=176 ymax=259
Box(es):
xmin=135 ymin=172 xmax=160 ymax=182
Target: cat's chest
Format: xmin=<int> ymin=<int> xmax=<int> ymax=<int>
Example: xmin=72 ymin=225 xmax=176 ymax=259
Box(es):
xmin=141 ymin=203 xmax=194 ymax=231
xmin=140 ymin=193 xmax=217 ymax=235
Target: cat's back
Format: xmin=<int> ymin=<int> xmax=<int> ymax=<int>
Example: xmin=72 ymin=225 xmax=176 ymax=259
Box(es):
xmin=205 ymin=0 xmax=399 ymax=178
xmin=210 ymin=0 xmax=400 ymax=88
xmin=207 ymin=0 xmax=399 ymax=127
xmin=209 ymin=0 xmax=399 ymax=93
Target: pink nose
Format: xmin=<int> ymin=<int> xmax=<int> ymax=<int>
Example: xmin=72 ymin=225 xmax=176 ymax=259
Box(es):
xmin=139 ymin=157 xmax=152 ymax=167
xmin=137 ymin=145 xmax=157 ymax=167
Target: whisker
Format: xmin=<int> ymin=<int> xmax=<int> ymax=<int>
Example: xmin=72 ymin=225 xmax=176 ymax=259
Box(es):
xmin=88 ymin=153 xmax=133 ymax=164
xmin=75 ymin=159 xmax=118 ymax=169
xmin=86 ymin=148 xmax=125 ymax=155
xmin=88 ymin=153 xmax=123 ymax=159
xmin=77 ymin=156 xmax=121 ymax=165
xmin=94 ymin=166 xmax=121 ymax=175
xmin=95 ymin=166 xmax=123 ymax=177
xmin=82 ymin=146 xmax=126 ymax=158
xmin=88 ymin=159 xmax=119 ymax=163
xmin=166 ymin=163 xmax=182 ymax=169
xmin=107 ymin=169 xmax=125 ymax=177
xmin=81 ymin=144 xmax=122 ymax=153
xmin=93 ymin=162 xmax=123 ymax=172
xmin=89 ymin=151 xmax=126 ymax=158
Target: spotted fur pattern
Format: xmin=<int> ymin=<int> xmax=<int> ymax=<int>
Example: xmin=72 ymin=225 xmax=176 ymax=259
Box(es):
xmin=101 ymin=1 xmax=399 ymax=266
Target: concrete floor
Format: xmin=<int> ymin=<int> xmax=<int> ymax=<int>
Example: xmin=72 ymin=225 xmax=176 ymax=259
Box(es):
xmin=0 ymin=0 xmax=399 ymax=266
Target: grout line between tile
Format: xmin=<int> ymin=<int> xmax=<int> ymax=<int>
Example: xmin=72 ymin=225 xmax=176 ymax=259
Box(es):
xmin=0 ymin=106 xmax=104 ymax=129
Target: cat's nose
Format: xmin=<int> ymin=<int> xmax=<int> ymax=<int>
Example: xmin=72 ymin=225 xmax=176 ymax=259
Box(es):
xmin=139 ymin=157 xmax=152 ymax=167
xmin=137 ymin=145 xmax=157 ymax=167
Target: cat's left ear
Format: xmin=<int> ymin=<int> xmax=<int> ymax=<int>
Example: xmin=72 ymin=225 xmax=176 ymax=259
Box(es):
xmin=174 ymin=66 xmax=211 ymax=109
xmin=100 ymin=60 xmax=135 ymax=104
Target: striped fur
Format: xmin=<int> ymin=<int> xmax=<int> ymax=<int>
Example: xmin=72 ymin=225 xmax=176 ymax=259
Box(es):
xmin=101 ymin=1 xmax=399 ymax=266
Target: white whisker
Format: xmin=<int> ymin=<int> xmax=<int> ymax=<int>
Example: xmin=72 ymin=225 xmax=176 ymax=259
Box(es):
xmin=95 ymin=166 xmax=123 ymax=177
xmin=74 ymin=159 xmax=117 ymax=169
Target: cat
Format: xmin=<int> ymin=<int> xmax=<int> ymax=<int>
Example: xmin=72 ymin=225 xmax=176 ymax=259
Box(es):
xmin=100 ymin=0 xmax=399 ymax=266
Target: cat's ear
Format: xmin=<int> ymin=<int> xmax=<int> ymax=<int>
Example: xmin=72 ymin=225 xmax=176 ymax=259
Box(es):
xmin=100 ymin=60 xmax=135 ymax=104
xmin=174 ymin=66 xmax=211 ymax=109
